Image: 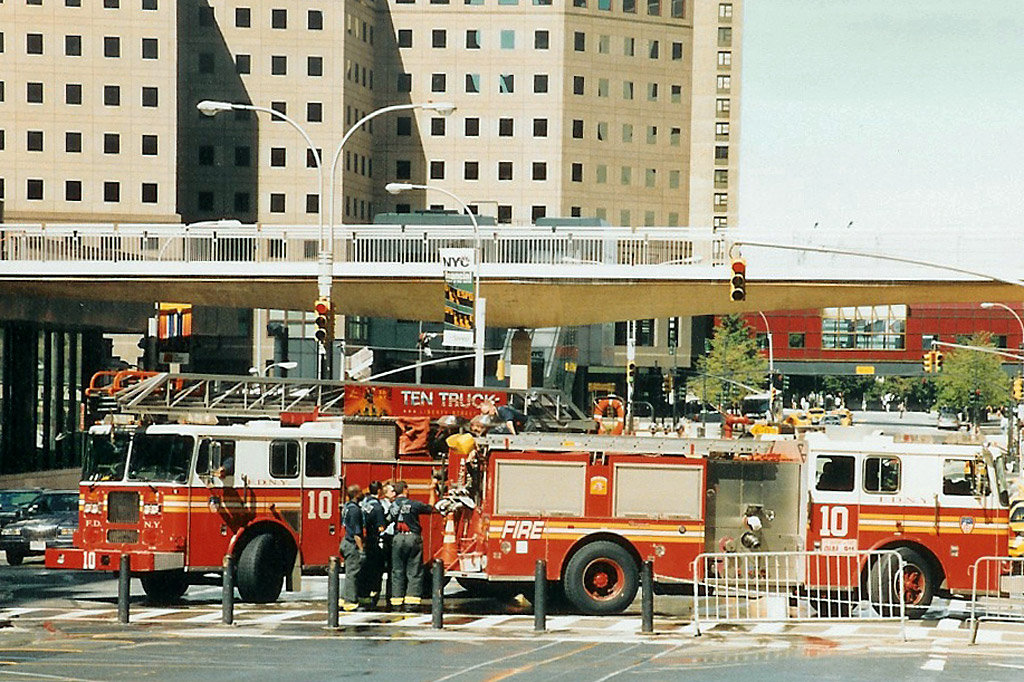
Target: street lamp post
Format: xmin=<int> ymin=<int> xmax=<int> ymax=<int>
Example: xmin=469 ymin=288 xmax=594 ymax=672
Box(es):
xmin=384 ymin=182 xmax=484 ymax=388
xmin=757 ymin=311 xmax=776 ymax=420
xmin=981 ymin=301 xmax=1024 ymax=466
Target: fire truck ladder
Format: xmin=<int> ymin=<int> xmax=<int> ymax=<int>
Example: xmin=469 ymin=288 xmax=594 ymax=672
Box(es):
xmin=485 ymin=433 xmax=807 ymax=459
xmin=113 ymin=372 xmax=348 ymax=420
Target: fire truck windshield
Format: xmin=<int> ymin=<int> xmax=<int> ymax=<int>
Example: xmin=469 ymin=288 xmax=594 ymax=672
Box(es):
xmin=83 ymin=430 xmax=132 ymax=481
xmin=127 ymin=434 xmax=195 ymax=483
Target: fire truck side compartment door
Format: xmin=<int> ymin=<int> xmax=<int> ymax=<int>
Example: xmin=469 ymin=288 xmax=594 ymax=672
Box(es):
xmin=705 ymin=459 xmax=803 ymax=554
xmin=300 ymin=440 xmax=340 ymax=567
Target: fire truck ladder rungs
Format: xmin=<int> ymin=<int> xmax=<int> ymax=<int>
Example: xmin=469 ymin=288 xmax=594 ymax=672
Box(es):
xmin=115 ymin=373 xmax=348 ymax=419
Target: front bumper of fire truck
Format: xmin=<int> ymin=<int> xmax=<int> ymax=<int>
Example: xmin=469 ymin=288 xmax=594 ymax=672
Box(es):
xmin=45 ymin=547 xmax=184 ymax=572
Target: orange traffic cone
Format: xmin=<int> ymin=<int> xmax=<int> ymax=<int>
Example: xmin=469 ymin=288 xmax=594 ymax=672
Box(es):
xmin=440 ymin=514 xmax=458 ymax=568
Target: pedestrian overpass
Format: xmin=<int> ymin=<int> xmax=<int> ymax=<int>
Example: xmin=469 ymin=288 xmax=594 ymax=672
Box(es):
xmin=0 ymin=222 xmax=1020 ymax=327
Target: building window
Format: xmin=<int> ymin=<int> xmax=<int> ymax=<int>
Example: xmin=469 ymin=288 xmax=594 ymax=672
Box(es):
xmin=573 ymin=76 xmax=584 ymax=95
xmin=466 ymin=30 xmax=480 ymax=48
xmin=574 ymin=31 xmax=585 ymax=51
xmin=671 ymin=0 xmax=683 ymax=17
xmin=534 ymin=30 xmax=549 ymax=49
xmin=142 ymin=135 xmax=158 ymax=156
xmin=236 ymin=54 xmax=251 ymax=74
xmin=648 ymin=39 xmax=659 ymax=58
xmin=103 ymin=133 xmax=120 ymax=154
xmin=431 ymin=73 xmax=447 ymax=92
xmin=103 ymin=181 xmax=120 ymax=203
xmin=308 ymin=9 xmax=323 ymax=30
xmin=269 ymin=193 xmax=286 ymax=213
xmin=464 ymin=161 xmax=479 ymax=180
xmin=572 ymin=119 xmax=583 ymax=138
xmin=27 ymin=130 xmax=43 ymax=152
xmin=716 ymin=98 xmax=731 ymax=115
xmin=430 ymin=160 xmax=445 ymax=180
xmin=716 ymin=122 xmax=730 ymax=139
xmin=620 ymin=166 xmax=631 ymax=185
xmin=534 ymin=74 xmax=548 ymax=93
xmin=671 ymin=84 xmax=682 ymax=103
xmin=27 ymin=82 xmax=44 ymax=103
xmin=65 ymin=132 xmax=82 ymax=152
xmin=596 ymin=165 xmax=607 ymax=183
xmin=465 ymin=118 xmax=480 ymax=136
xmin=497 ymin=205 xmax=512 ymax=224
xmin=717 ymin=75 xmax=731 ymax=93
xmin=821 ymin=306 xmax=906 ymax=350
xmin=271 ymin=55 xmax=287 ymax=75
xmin=648 ymin=0 xmax=660 ymax=14
xmin=645 ymin=168 xmax=656 ymax=187
xmin=398 ymin=29 xmax=412 ymax=48
xmin=141 ymin=38 xmax=158 ymax=59
xmin=65 ymin=35 xmax=81 ymax=56
xmin=715 ymin=145 xmax=729 ymax=162
xmin=622 ymin=124 xmax=633 ymax=143
xmin=141 ymin=183 xmax=158 ymax=203
xmin=307 ymin=149 xmax=320 ymax=168
xmin=26 ymin=33 xmax=43 ymax=55
xmin=103 ymin=85 xmax=120 ymax=106
xmin=498 ymin=161 xmax=513 ymax=181
xmin=614 ymin=320 xmax=655 ymax=346
xmin=465 ymin=73 xmax=480 ymax=93
xmin=499 ymin=74 xmax=514 ymax=93
xmin=307 ymin=102 xmax=322 ymax=123
xmin=271 ymin=101 xmax=286 ymax=116
xmin=433 ymin=29 xmax=447 ymax=48
xmin=532 ymin=162 xmax=547 ymax=181
xmin=141 ymin=86 xmax=158 ymax=107
xmin=531 ymin=206 xmax=547 ymax=223
xmin=571 ymin=163 xmax=583 ymax=182
xmin=498 ymin=118 xmax=514 ymax=136
xmin=647 ymin=82 xmax=658 ymax=101
xmin=622 ymin=0 xmax=635 ymax=11
xmin=597 ymin=79 xmax=609 ymax=97
xmin=65 ymin=180 xmax=82 ymax=202
xmin=306 ymin=194 xmax=319 ymax=214
xmin=669 ymin=170 xmax=681 ymax=188
xmin=272 ymin=8 xmax=287 ymax=29
xmin=27 ymin=179 xmax=44 ymax=201
xmin=235 ymin=7 xmax=251 ymax=27
xmin=65 ymin=83 xmax=82 ymax=105
xmin=623 ymin=81 xmax=634 ymax=100
xmin=672 ymin=41 xmax=683 ymax=60
xmin=533 ymin=118 xmax=548 ymax=137
xmin=103 ymin=36 xmax=120 ymax=58
xmin=718 ymin=51 xmax=731 ymax=67
xmin=270 ymin=147 xmax=286 ymax=167
xmin=395 ymin=160 xmax=411 ymax=180
xmin=431 ymin=118 xmax=446 ymax=136
xmin=307 ymin=56 xmax=323 ymax=77
xmin=396 ymin=117 xmax=412 ymax=136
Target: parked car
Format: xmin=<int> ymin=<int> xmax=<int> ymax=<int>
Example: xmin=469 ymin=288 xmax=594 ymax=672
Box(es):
xmin=0 ymin=490 xmax=78 ymax=565
xmin=783 ymin=411 xmax=812 ymax=427
xmin=807 ymin=407 xmax=827 ymax=424
xmin=820 ymin=414 xmax=844 ymax=426
xmin=0 ymin=488 xmax=42 ymax=529
xmin=829 ymin=408 xmax=854 ymax=426
xmin=937 ymin=409 xmax=961 ymax=431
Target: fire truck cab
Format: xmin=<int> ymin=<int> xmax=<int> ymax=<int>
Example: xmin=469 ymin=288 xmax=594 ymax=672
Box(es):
xmin=48 ymin=418 xmax=440 ymax=603
xmin=439 ymin=433 xmax=808 ymax=614
xmin=804 ymin=433 xmax=1012 ymax=608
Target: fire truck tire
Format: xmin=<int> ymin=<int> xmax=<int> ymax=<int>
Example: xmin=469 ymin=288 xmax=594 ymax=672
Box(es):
xmin=866 ymin=547 xmax=935 ymax=618
xmin=563 ymin=541 xmax=639 ymax=615
xmin=140 ymin=570 xmax=190 ymax=603
xmin=237 ymin=533 xmax=285 ymax=603
xmin=5 ymin=549 xmax=25 ymax=566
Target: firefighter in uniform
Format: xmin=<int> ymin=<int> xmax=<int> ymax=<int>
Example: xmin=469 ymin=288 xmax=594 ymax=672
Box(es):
xmin=359 ymin=480 xmax=387 ymax=608
xmin=339 ymin=484 xmax=365 ymax=612
xmin=388 ymin=479 xmax=437 ymax=611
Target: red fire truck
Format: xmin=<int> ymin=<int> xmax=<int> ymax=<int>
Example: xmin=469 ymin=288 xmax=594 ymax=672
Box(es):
xmin=48 ymin=373 xmax=591 ymax=603
xmin=437 ymin=431 xmax=1014 ymax=614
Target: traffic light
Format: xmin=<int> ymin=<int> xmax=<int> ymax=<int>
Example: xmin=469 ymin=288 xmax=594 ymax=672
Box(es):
xmin=662 ymin=374 xmax=673 ymax=396
xmin=313 ymin=298 xmax=333 ymax=346
xmin=934 ymin=351 xmax=943 ymax=372
xmin=923 ymin=352 xmax=934 ymax=373
xmin=729 ymin=259 xmax=747 ymax=302
xmin=1014 ymin=376 xmax=1023 ymax=401
xmin=626 ymin=361 xmax=636 ymax=384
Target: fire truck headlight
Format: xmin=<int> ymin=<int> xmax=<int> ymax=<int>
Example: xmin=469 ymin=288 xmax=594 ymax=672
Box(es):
xmin=740 ymin=531 xmax=761 ymax=550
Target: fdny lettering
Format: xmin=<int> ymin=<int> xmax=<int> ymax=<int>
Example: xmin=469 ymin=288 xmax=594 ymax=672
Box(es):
xmin=501 ymin=520 xmax=545 ymax=540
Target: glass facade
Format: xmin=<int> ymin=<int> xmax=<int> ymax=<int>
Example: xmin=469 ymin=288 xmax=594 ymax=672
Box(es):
xmin=821 ymin=305 xmax=906 ymax=351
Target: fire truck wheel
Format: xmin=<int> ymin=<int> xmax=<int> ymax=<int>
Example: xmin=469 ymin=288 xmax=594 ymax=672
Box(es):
xmin=140 ymin=570 xmax=189 ymax=603
xmin=563 ymin=541 xmax=639 ymax=615
xmin=867 ymin=547 xmax=935 ymax=618
xmin=237 ymin=533 xmax=285 ymax=603
xmin=5 ymin=549 xmax=25 ymax=566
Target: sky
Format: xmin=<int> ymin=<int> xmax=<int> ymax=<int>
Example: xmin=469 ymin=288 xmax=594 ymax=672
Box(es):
xmin=739 ymin=1 xmax=1024 ymax=236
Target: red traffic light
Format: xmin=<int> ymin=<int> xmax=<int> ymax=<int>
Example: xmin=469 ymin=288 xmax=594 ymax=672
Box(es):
xmin=729 ymin=258 xmax=747 ymax=302
xmin=314 ymin=298 xmax=331 ymax=315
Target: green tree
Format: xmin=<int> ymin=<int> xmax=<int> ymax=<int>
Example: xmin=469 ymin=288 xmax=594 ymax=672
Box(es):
xmin=933 ymin=332 xmax=1010 ymax=419
xmin=695 ymin=314 xmax=767 ymax=410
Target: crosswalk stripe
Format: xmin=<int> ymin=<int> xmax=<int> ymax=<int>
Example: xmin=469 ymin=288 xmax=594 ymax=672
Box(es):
xmin=183 ymin=611 xmax=230 ymax=623
xmin=605 ymin=618 xmax=642 ymax=631
xmin=0 ymin=608 xmax=43 ymax=618
xmin=393 ymin=615 xmax=432 ymax=627
xmin=547 ymin=616 xmax=582 ymax=629
xmin=49 ymin=609 xmax=112 ymax=620
xmin=132 ymin=609 xmax=180 ymax=621
xmin=749 ymin=623 xmax=786 ymax=634
xmin=823 ymin=623 xmax=861 ymax=636
xmin=252 ymin=610 xmax=319 ymax=624
xmin=464 ymin=615 xmax=515 ymax=628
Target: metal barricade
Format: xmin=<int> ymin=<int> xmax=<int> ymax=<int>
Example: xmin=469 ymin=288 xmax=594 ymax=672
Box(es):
xmin=692 ymin=550 xmax=906 ymax=637
xmin=969 ymin=556 xmax=1024 ymax=644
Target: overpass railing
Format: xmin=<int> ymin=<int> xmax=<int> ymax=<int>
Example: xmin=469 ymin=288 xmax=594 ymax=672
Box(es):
xmin=0 ymin=223 xmax=727 ymax=270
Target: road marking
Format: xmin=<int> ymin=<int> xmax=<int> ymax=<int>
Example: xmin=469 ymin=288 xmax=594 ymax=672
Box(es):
xmin=253 ymin=610 xmax=318 ymax=624
xmin=48 ymin=609 xmax=111 ymax=620
xmin=0 ymin=608 xmax=42 ymax=618
xmin=750 ymin=623 xmax=786 ymax=634
xmin=547 ymin=616 xmax=581 ymax=629
xmin=393 ymin=614 xmax=432 ymax=627
xmin=131 ymin=609 xmax=179 ymax=621
xmin=183 ymin=611 xmax=228 ymax=623
xmin=921 ymin=658 xmax=946 ymax=671
xmin=430 ymin=641 xmax=561 ymax=682
xmin=605 ymin=618 xmax=641 ymax=632
xmin=936 ymin=618 xmax=961 ymax=631
xmin=823 ymin=623 xmax=860 ymax=636
xmin=464 ymin=615 xmax=515 ymax=628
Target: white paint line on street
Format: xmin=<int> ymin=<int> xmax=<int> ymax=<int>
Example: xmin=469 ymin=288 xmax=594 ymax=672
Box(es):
xmin=0 ymin=608 xmax=42 ymax=618
xmin=252 ymin=610 xmax=319 ymax=624
xmin=183 ymin=611 xmax=229 ymax=623
xmin=935 ymin=618 xmax=961 ymax=631
xmin=49 ymin=609 xmax=112 ymax=620
xmin=974 ymin=629 xmax=1004 ymax=644
xmin=750 ymin=623 xmax=786 ymax=635
xmin=393 ymin=614 xmax=432 ymax=627
xmin=464 ymin=615 xmax=514 ymax=628
xmin=546 ymin=616 xmax=581 ymax=629
xmin=990 ymin=662 xmax=1024 ymax=670
xmin=130 ymin=609 xmax=179 ymax=621
xmin=921 ymin=658 xmax=946 ymax=672
xmin=823 ymin=623 xmax=860 ymax=637
xmin=605 ymin=618 xmax=642 ymax=632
